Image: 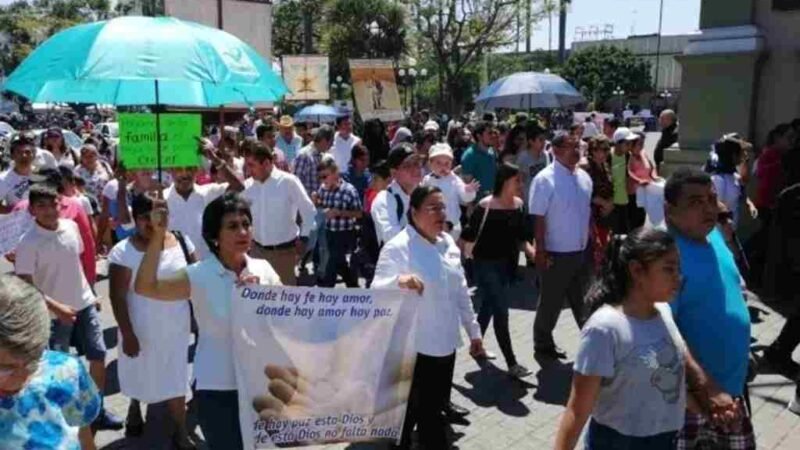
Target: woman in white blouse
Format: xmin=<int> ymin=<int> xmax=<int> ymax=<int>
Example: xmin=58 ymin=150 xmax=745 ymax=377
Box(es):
xmin=133 ymin=192 xmax=281 ymax=450
xmin=372 ymin=185 xmax=485 ymax=450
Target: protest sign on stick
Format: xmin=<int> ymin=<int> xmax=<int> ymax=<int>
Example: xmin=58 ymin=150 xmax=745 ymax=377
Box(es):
xmin=0 ymin=210 xmax=33 ymax=255
xmin=232 ymin=285 xmax=418 ymax=448
xmin=118 ymin=113 xmax=201 ymax=170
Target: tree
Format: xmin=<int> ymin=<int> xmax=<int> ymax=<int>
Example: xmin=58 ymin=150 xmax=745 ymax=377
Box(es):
xmin=561 ymin=45 xmax=652 ymax=108
xmin=321 ymin=0 xmax=406 ymax=80
xmin=413 ymin=0 xmax=549 ymax=113
xmin=0 ymin=0 xmax=118 ymax=74
xmin=272 ymin=0 xmax=325 ymax=57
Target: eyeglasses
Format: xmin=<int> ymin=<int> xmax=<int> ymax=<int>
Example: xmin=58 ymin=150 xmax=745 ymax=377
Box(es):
xmin=421 ymin=204 xmax=446 ymax=214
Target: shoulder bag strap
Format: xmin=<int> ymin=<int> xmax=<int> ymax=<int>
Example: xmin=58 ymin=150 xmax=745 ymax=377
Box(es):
xmin=172 ymin=230 xmax=192 ymax=264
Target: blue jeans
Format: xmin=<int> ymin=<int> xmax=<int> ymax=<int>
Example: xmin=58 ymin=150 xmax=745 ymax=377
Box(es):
xmin=474 ymin=259 xmax=517 ymax=367
xmin=306 ymin=208 xmax=329 ymax=279
xmin=50 ymin=304 xmax=106 ymax=361
xmin=196 ymin=390 xmax=243 ymax=450
xmin=586 ymin=419 xmax=677 ymax=450
xmin=321 ymin=229 xmax=358 ymax=287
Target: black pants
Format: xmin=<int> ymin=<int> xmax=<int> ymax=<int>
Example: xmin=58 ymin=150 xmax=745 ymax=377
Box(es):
xmin=196 ymin=390 xmax=243 ymax=450
xmin=398 ymin=352 xmax=455 ymax=449
xmin=474 ymin=259 xmax=517 ymax=367
xmin=769 ymin=312 xmax=800 ymax=361
xmin=627 ymin=194 xmax=646 ymax=229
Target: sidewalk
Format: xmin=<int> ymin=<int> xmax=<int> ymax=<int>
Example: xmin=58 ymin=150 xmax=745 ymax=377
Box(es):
xmin=2 ymin=257 xmax=795 ymax=449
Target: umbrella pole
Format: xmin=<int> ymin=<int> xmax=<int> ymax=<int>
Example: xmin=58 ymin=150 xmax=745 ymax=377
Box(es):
xmin=155 ymin=79 xmax=163 ymax=190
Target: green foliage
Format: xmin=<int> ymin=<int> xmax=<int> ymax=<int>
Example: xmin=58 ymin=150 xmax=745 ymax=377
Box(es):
xmin=412 ymin=0 xmax=550 ymax=113
xmin=561 ymin=45 xmax=652 ymax=107
xmin=272 ymin=0 xmax=325 ymax=57
xmin=0 ymin=0 xmax=119 ymax=74
xmin=321 ymin=0 xmax=406 ymax=78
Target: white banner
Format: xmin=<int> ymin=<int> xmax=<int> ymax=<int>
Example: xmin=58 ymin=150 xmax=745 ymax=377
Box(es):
xmin=232 ymin=285 xmax=419 ymax=448
xmin=0 ymin=210 xmax=33 ymax=255
xmin=282 ymin=55 xmax=330 ymax=102
xmin=164 ymin=0 xmax=273 ymax=60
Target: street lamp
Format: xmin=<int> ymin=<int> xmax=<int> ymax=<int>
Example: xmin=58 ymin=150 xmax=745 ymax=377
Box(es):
xmin=613 ymin=86 xmax=626 ymax=112
xmin=331 ymin=76 xmax=348 ymax=100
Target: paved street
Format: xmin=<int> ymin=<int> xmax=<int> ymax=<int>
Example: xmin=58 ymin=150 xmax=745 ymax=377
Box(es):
xmin=4 ymin=255 xmax=797 ymax=450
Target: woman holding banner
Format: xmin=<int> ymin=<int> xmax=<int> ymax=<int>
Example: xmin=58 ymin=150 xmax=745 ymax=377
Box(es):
xmin=372 ymin=185 xmax=485 ymax=450
xmin=133 ymin=192 xmax=281 ymax=450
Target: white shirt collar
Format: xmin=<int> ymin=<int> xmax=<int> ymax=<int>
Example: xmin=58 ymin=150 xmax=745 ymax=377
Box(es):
xmin=209 ymin=253 xmax=258 ymax=277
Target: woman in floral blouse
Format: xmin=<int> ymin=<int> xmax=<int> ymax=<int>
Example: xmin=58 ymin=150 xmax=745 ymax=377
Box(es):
xmin=0 ymin=274 xmax=101 ymax=449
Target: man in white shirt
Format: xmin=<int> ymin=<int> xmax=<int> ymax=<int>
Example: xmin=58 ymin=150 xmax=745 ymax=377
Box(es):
xmin=243 ymin=142 xmax=316 ymax=285
xmin=165 ymin=141 xmax=244 ymax=259
xmin=581 ymin=114 xmax=600 ymax=139
xmin=529 ymin=133 xmax=593 ymax=360
xmin=0 ymin=134 xmax=36 ymax=212
xmin=371 ymin=144 xmax=423 ymax=246
xmin=331 ymin=116 xmax=361 ymax=169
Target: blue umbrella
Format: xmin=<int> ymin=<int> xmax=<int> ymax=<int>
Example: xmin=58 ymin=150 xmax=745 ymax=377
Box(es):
xmin=3 ymin=16 xmax=287 ymax=180
xmin=3 ymin=16 xmax=287 ymax=106
xmin=475 ymin=72 xmax=584 ymax=110
xmin=294 ymin=104 xmax=344 ymax=123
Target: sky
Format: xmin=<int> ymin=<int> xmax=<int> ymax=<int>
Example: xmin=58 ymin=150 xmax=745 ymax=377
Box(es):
xmin=525 ymin=0 xmax=701 ymax=51
xmin=0 ymin=0 xmax=702 ymax=51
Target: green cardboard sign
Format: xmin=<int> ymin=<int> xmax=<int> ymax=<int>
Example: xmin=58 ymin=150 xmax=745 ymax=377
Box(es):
xmin=119 ymin=113 xmax=201 ymax=169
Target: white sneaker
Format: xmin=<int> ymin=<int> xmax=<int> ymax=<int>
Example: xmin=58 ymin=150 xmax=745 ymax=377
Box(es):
xmin=789 ymin=394 xmax=800 ymax=416
xmin=508 ymin=364 xmax=532 ymax=378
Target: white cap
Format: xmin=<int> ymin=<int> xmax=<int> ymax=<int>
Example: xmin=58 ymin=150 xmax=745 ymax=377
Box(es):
xmin=612 ymin=127 xmax=638 ymax=144
xmin=428 ymin=143 xmax=454 ymax=160
xmin=423 ymin=120 xmax=440 ymax=132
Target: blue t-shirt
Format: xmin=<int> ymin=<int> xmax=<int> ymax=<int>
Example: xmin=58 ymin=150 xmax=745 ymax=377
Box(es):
xmin=0 ymin=350 xmax=101 ymax=449
xmin=460 ymin=144 xmax=497 ymax=196
xmin=670 ymin=228 xmax=750 ymax=396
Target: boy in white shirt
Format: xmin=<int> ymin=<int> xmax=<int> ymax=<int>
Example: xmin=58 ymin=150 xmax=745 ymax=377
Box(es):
xmin=15 ymin=183 xmax=123 ymax=431
xmin=422 ymin=143 xmax=479 ymax=240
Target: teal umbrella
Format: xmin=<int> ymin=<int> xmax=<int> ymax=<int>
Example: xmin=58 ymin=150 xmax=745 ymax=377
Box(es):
xmin=3 ymin=15 xmax=287 ymax=106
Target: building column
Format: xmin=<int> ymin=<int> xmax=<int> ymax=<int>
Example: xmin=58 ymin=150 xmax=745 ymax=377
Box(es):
xmin=662 ymin=0 xmax=765 ymax=174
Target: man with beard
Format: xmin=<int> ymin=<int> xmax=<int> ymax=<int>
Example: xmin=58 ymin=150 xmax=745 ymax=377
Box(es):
xmin=164 ymin=140 xmax=244 ymax=259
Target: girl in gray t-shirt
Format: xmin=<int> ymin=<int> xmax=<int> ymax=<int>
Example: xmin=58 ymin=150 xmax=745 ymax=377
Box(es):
xmin=554 ymin=228 xmax=686 ymax=449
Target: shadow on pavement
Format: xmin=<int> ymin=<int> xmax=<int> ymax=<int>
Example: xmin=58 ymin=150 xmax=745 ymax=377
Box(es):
xmin=453 ymin=363 xmax=535 ymax=418
xmin=533 ymin=357 xmax=573 ymax=406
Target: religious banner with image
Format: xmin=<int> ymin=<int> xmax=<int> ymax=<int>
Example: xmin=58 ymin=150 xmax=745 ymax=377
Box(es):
xmin=349 ymin=59 xmax=404 ymax=122
xmin=232 ymin=284 xmax=419 ymax=448
xmin=282 ymin=55 xmax=330 ymax=101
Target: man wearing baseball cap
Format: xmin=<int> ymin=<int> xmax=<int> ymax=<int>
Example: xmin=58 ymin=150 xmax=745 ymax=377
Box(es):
xmin=370 ymin=144 xmax=422 ymax=246
xmin=609 ymin=127 xmax=639 ymax=234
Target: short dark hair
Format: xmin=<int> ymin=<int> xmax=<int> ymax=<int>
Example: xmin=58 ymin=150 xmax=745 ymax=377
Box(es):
xmin=407 ymin=185 xmax=443 ymax=228
xmin=371 ymin=160 xmax=390 ymax=180
xmin=351 ymin=143 xmax=368 ymax=162
xmin=131 ymin=192 xmax=158 ymax=219
xmin=314 ymin=125 xmax=335 ymax=143
xmin=202 ymin=192 xmax=253 ymax=256
xmin=664 ymin=167 xmax=712 ymax=205
xmin=256 ymin=122 xmax=277 ymax=140
xmin=413 ymin=131 xmax=435 ymax=146
xmin=246 ymin=142 xmax=274 ymax=163
xmin=28 ymin=183 xmax=58 ymax=204
xmin=473 ymin=121 xmax=493 ymax=139
xmin=493 ymin=162 xmax=520 ymax=196
xmin=318 ymin=155 xmax=338 ymax=173
xmin=335 ymin=115 xmax=351 ymax=128
xmin=526 ymin=124 xmax=546 ymax=141
xmin=604 ymin=117 xmax=620 ymax=129
xmin=33 ymin=168 xmax=64 ymax=194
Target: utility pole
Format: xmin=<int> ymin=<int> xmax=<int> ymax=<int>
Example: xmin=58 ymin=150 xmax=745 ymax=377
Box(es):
xmin=558 ymin=0 xmax=568 ymax=63
xmin=525 ymin=0 xmax=531 ymax=53
xmin=302 ymin=1 xmax=313 ymax=53
xmin=653 ymin=0 xmax=665 ymax=95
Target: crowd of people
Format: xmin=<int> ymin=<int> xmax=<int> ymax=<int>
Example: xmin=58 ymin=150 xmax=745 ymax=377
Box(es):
xmin=0 ymin=104 xmax=799 ymax=450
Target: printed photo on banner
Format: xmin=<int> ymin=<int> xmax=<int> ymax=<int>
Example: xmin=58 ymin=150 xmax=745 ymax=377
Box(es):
xmin=282 ymin=55 xmax=331 ymax=101
xmin=231 ymin=285 xmax=419 ymax=448
xmin=118 ymin=113 xmax=201 ymax=170
xmin=349 ymin=59 xmax=404 ymax=122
